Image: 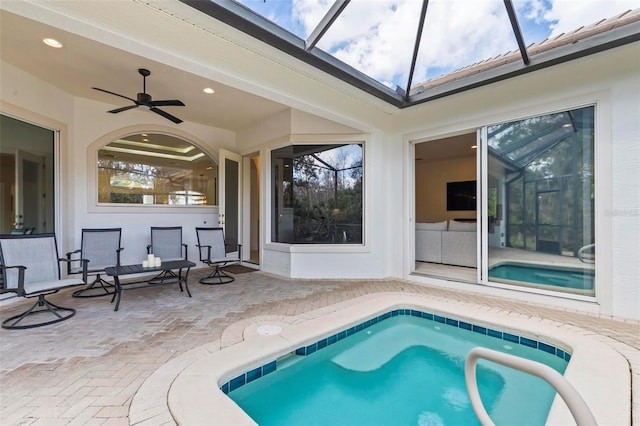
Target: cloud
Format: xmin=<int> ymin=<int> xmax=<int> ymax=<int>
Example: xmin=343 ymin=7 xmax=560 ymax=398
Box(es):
xmin=414 ymin=1 xmax=515 ymax=80
xmin=311 ymin=0 xmax=420 ymax=86
xmin=292 ymin=0 xmax=333 ymax=38
xmin=308 ymin=0 xmax=518 ymax=86
xmin=246 ymin=0 xmax=640 ymax=88
xmin=539 ymin=0 xmax=639 ymax=35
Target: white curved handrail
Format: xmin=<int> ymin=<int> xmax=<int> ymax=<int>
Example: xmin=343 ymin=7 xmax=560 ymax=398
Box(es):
xmin=578 ymin=243 xmax=595 ymax=263
xmin=464 ymin=347 xmax=597 ymax=426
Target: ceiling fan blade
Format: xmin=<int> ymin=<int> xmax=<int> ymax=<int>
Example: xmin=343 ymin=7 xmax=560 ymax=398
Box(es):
xmin=92 ymin=87 xmax=137 ymax=103
xmin=148 ymin=100 xmax=185 ymax=107
xmin=108 ymin=105 xmax=138 ymax=114
xmin=151 ymin=107 xmax=183 ymax=124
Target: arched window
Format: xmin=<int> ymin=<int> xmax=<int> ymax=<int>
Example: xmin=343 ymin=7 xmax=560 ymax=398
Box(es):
xmin=97 ymin=133 xmax=217 ymax=205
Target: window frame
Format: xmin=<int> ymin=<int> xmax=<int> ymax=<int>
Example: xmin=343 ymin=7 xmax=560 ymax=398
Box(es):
xmin=265 ymin=136 xmax=371 ymax=253
xmin=482 ymin=103 xmax=598 ymax=301
xmin=88 ymin=128 xmax=220 ymax=214
xmin=407 ymin=94 xmax=607 ymax=305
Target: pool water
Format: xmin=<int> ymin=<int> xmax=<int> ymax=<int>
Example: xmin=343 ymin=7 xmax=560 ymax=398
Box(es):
xmin=228 ymin=315 xmax=568 ymax=426
xmin=489 ymin=263 xmax=594 ymax=290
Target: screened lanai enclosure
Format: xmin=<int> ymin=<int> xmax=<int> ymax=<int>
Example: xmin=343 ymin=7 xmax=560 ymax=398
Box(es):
xmin=486 ymin=105 xmax=595 ymax=296
xmin=271 ymin=144 xmax=363 ymax=244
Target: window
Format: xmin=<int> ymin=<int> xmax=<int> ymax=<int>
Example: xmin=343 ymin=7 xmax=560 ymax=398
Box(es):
xmin=97 ymin=133 xmax=217 ymax=205
xmin=486 ymin=106 xmax=595 ymax=296
xmin=271 ymin=144 xmax=363 ymax=244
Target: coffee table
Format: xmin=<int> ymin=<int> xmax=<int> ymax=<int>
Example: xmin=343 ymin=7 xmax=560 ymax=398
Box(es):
xmin=104 ymin=260 xmax=195 ymax=311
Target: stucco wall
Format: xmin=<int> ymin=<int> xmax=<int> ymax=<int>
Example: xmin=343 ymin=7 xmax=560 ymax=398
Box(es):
xmin=1 ymin=62 xmax=236 ymax=266
xmin=70 ymin=99 xmax=235 ymax=266
xmin=1 ymin=41 xmax=638 ymax=319
xmin=403 ymin=44 xmax=639 ymax=320
xmin=608 ymin=58 xmax=640 ymax=320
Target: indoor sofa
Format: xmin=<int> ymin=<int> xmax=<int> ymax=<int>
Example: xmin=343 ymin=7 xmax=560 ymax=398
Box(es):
xmin=415 ymin=220 xmax=477 ymax=267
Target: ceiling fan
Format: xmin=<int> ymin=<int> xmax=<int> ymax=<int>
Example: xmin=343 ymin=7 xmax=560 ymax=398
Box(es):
xmin=92 ymin=68 xmax=185 ymax=124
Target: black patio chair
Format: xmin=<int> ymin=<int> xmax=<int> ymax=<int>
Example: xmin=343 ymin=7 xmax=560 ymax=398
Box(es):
xmin=147 ymin=226 xmax=188 ymax=261
xmin=195 ymin=227 xmax=241 ymax=285
xmin=66 ymin=228 xmax=123 ymax=298
xmin=146 ymin=226 xmax=188 ymax=284
xmin=0 ymin=233 xmax=87 ymax=329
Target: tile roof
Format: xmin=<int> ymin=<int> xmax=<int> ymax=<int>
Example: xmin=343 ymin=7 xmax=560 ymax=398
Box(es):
xmin=413 ymin=9 xmax=640 ymax=92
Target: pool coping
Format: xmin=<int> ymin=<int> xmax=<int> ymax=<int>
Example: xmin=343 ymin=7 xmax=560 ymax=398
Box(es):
xmin=134 ymin=292 xmax=631 ymax=425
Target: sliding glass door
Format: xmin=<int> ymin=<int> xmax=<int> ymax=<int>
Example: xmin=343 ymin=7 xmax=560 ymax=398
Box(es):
xmin=484 ymin=106 xmax=595 ymax=297
xmin=0 ymin=115 xmax=55 ymax=234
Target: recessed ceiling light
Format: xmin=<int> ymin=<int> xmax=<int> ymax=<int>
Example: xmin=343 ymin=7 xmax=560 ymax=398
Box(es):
xmin=471 ymin=145 xmax=478 ymax=149
xmin=142 ymin=138 xmax=149 ymax=142
xmin=203 ymin=87 xmax=215 ymax=94
xmin=43 ymin=38 xmax=63 ymax=48
xmin=142 ymin=133 xmax=148 ymax=137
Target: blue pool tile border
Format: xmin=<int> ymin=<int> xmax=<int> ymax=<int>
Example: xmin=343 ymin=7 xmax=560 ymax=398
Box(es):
xmin=220 ymin=308 xmax=571 ymax=394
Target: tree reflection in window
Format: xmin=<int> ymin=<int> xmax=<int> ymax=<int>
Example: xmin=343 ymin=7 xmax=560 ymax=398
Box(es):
xmin=97 ymin=133 xmax=217 ymax=205
xmin=272 ymin=144 xmax=363 ymax=244
xmin=489 ymin=106 xmax=594 ymax=256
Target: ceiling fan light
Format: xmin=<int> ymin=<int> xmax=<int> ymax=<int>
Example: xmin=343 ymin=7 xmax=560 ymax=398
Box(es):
xmin=139 ymin=105 xmax=152 ymax=111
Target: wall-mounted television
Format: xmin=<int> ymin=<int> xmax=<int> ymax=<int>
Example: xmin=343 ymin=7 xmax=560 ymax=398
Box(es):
xmin=447 ymin=180 xmax=476 ymax=211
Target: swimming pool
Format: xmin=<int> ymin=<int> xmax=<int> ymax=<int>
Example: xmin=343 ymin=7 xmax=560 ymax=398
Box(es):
xmin=166 ymin=293 xmax=630 ymax=425
xmin=489 ymin=262 xmax=594 ymax=292
xmin=226 ymin=311 xmax=568 ymax=425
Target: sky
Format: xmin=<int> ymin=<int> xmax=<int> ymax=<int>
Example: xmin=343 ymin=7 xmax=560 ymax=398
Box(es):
xmin=236 ymin=0 xmax=639 ymax=89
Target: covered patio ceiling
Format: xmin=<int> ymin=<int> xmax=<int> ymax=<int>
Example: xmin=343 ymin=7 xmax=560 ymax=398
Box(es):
xmin=181 ymin=0 xmax=640 ymax=108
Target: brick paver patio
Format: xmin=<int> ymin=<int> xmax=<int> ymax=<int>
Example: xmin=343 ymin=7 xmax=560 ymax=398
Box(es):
xmin=1 ymin=268 xmax=638 ymax=425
